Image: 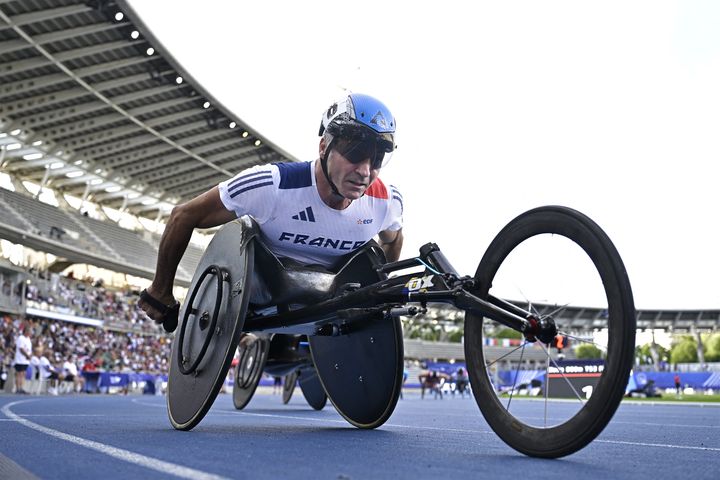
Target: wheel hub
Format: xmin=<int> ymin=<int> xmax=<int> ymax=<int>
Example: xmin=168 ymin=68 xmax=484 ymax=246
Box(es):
xmin=524 ymin=315 xmax=558 ymax=344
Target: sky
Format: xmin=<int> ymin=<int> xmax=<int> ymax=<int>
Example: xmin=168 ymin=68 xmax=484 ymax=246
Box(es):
xmin=127 ymin=0 xmax=720 ymax=310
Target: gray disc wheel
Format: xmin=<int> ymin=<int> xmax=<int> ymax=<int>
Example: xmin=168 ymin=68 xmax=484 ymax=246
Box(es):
xmin=233 ymin=335 xmax=270 ymax=410
xmin=282 ymin=370 xmax=299 ymax=404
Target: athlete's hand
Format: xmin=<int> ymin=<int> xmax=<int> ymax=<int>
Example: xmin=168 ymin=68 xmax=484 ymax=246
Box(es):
xmin=138 ymin=285 xmax=176 ymax=324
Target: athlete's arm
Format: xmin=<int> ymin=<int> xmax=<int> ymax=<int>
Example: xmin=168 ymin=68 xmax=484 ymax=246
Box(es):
xmin=378 ymin=228 xmax=403 ymax=263
xmin=140 ymin=186 xmax=236 ymax=321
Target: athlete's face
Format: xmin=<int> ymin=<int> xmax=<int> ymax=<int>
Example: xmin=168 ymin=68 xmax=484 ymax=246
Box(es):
xmin=322 ymin=137 xmax=380 ymax=200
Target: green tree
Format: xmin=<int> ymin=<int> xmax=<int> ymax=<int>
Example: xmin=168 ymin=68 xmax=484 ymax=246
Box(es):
xmin=670 ymin=336 xmax=698 ymax=364
xmin=635 ymin=343 xmax=670 ymax=365
xmin=703 ymin=333 xmax=720 ymax=362
xmin=575 ymin=343 xmax=603 ymax=359
xmin=447 ymin=329 xmax=464 ymax=343
xmin=493 ymin=328 xmax=523 ymax=340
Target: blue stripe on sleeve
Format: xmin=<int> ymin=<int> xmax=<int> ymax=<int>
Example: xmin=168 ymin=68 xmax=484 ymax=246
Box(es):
xmin=228 ymin=174 xmax=272 ymax=193
xmin=228 ymin=170 xmax=272 ymax=189
xmin=392 ymin=194 xmax=404 ymax=214
xmin=229 ymin=181 xmax=274 ymax=198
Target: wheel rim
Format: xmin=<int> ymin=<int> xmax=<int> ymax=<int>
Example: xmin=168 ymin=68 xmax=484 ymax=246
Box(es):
xmin=236 ymin=337 xmax=263 ymax=389
xmin=465 ymin=207 xmax=635 ymax=457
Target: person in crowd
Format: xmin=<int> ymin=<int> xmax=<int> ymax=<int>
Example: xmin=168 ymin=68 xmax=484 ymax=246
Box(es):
xmin=61 ymin=355 xmax=84 ymax=393
xmin=454 ymin=367 xmax=469 ymax=398
xmin=428 ymin=371 xmax=446 ymax=399
xmin=0 ymin=347 xmax=8 ymax=390
xmin=13 ymin=322 xmax=32 ymax=394
xmin=37 ymin=345 xmax=61 ymax=395
xmin=400 ymin=367 xmax=409 ymax=400
xmin=419 ymin=370 xmax=447 ymax=399
xmin=273 ymin=375 xmax=282 ymax=395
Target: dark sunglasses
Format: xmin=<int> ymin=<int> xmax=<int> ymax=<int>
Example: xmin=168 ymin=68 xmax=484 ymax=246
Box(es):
xmin=333 ymin=134 xmax=394 ymax=170
xmin=333 ymin=137 xmax=383 ymax=169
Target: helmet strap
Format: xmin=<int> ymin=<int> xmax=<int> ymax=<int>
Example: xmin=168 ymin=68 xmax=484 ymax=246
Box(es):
xmin=320 ymin=138 xmax=347 ymax=200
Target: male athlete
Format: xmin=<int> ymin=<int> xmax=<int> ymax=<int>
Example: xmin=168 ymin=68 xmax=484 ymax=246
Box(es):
xmin=139 ymin=93 xmax=404 ymax=331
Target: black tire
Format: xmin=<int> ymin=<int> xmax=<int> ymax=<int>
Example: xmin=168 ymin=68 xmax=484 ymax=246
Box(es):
xmin=464 ymin=206 xmax=636 ymax=458
xmin=232 ymin=335 xmax=270 ymax=410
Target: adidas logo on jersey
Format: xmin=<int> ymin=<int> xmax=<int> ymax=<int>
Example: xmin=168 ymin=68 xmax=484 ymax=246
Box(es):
xmin=292 ymin=206 xmax=315 ymax=222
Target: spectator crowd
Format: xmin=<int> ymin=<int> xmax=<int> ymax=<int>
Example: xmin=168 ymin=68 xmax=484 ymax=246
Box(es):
xmin=23 ymin=269 xmax=163 ymax=332
xmin=1 ymin=314 xmax=171 ymax=394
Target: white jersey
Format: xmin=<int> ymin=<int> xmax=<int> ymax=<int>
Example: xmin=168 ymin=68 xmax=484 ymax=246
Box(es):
xmin=62 ymin=360 xmax=79 ymax=377
xmin=218 ymin=160 xmax=403 ymax=268
xmin=38 ymin=356 xmax=54 ymax=379
xmin=14 ymin=334 xmax=31 ymax=365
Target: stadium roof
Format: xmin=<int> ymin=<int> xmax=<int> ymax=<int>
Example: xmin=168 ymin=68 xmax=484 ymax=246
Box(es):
xmin=0 ymin=0 xmax=297 ymax=219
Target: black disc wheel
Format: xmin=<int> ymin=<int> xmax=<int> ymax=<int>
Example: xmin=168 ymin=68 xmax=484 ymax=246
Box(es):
xmin=298 ymin=366 xmax=328 ymax=410
xmin=232 ymin=334 xmax=270 ymax=410
xmin=464 ymin=206 xmax=636 ymax=458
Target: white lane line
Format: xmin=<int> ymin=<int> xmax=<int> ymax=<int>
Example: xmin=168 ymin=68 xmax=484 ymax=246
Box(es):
xmin=1 ymin=401 xmax=229 ymax=480
xmin=596 ymin=439 xmax=720 ymax=452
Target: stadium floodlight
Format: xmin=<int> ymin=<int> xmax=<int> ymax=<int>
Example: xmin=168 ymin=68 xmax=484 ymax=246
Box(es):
xmin=5 ymin=143 xmax=21 ymax=150
xmin=175 ymin=76 xmax=183 ymax=84
xmin=131 ymin=30 xmax=140 ymax=40
xmin=105 ymin=186 xmax=122 ymax=193
xmin=142 ymin=198 xmax=158 ymax=206
xmin=49 ymin=162 xmax=64 ymax=169
xmin=203 ymin=101 xmax=210 ymax=109
xmin=90 ymin=179 xmax=103 ymax=185
xmin=229 ymin=122 xmax=236 ymax=129
xmin=242 ymin=131 xmax=249 ymax=138
xmin=115 ymin=12 xmax=124 ymax=21
xmin=32 ymin=140 xmax=42 ymax=146
xmin=74 ymin=160 xmax=83 ymax=165
xmin=254 ymin=140 xmax=262 ymax=146
xmin=66 ymin=171 xmax=84 ymax=178
xmin=10 ymin=129 xmax=21 ymax=135
xmin=146 ymin=47 xmax=155 ymax=56
xmin=23 ymin=153 xmax=44 ymax=160
xmin=128 ymin=192 xmax=141 ymax=200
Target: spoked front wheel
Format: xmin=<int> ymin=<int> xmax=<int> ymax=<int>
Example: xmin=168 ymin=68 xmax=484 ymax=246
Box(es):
xmin=465 ymin=206 xmax=636 ymax=458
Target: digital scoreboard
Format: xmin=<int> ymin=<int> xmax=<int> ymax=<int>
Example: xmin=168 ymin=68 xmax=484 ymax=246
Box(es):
xmin=546 ymin=360 xmax=604 ymax=399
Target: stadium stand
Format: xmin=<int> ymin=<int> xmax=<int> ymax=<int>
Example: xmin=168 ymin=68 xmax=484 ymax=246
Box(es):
xmin=0 ymin=0 xmax=296 ymax=221
xmin=0 ymin=0 xmax=717 ymax=398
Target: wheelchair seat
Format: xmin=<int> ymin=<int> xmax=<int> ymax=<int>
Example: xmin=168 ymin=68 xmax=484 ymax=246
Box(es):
xmin=249 ymin=224 xmax=386 ymax=308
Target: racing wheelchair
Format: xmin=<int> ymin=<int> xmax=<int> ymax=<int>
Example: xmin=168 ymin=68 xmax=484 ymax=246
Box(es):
xmin=166 ymin=206 xmax=636 ymax=458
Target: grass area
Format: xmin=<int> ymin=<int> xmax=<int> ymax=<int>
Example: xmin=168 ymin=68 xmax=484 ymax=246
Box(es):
xmin=622 ymin=393 xmax=720 ymax=403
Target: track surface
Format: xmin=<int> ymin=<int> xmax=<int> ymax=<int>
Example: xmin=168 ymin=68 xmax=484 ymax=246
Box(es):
xmin=1 ymin=391 xmax=718 ymax=479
